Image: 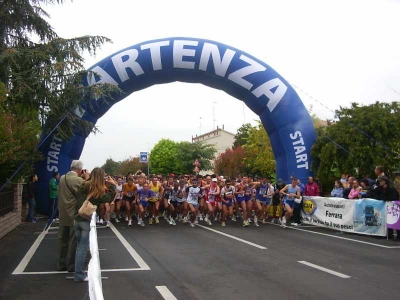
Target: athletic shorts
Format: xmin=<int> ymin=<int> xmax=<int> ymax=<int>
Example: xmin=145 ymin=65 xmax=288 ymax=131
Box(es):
xmin=170 ymin=200 xmax=179 ymax=207
xmin=148 ymin=201 xmax=156 ymax=206
xmin=139 ymin=201 xmax=149 ymax=208
xmin=114 ymin=197 xmax=121 ymax=203
xmin=206 ymin=201 xmax=216 ymax=207
xmin=188 ymin=202 xmax=198 ymax=208
xmin=244 ymin=195 xmax=252 ymax=202
xmin=236 ymin=197 xmax=245 ymax=204
xmin=123 ymin=196 xmax=134 ymax=202
xmin=284 ymin=199 xmax=295 ymax=209
xmin=222 ymin=200 xmax=233 ymax=207
xmin=257 ymin=198 xmax=272 ymax=205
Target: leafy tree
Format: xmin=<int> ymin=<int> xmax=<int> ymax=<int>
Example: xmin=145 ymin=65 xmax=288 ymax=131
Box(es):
xmin=118 ymin=156 xmax=147 ymax=176
xmin=149 ymin=139 xmax=178 ymax=175
xmin=0 ymin=0 xmax=118 ymax=183
xmin=243 ymin=121 xmax=275 ymax=177
xmin=311 ymin=101 xmax=400 ymax=182
xmin=101 ymin=158 xmax=120 ymax=175
xmin=233 ymin=123 xmax=253 ymax=148
xmin=175 ymin=141 xmax=217 ymax=174
xmin=214 ymin=146 xmax=248 ymax=178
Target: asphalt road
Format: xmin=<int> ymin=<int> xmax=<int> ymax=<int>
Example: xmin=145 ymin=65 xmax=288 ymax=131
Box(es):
xmin=0 ymin=216 xmax=399 ymax=300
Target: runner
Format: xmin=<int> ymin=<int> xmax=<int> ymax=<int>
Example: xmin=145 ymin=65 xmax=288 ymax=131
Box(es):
xmin=272 ymin=179 xmax=286 ymax=224
xmin=112 ymin=176 xmax=123 ymax=223
xmin=184 ymin=177 xmax=203 ymax=227
xmin=167 ymin=180 xmax=182 ymax=225
xmin=243 ymin=177 xmax=254 ymax=223
xmin=148 ymin=176 xmax=164 ymax=225
xmin=220 ymin=178 xmax=235 ymax=227
xmin=235 ymin=179 xmax=248 ymax=227
xmin=122 ymin=176 xmax=137 ymax=226
xmin=279 ymin=177 xmax=301 ymax=228
xmin=253 ymin=176 xmax=274 ymax=226
xmin=176 ymin=179 xmax=186 ymax=221
xmin=163 ymin=175 xmax=175 ymax=221
xmin=204 ymin=178 xmax=220 ymax=226
xmin=137 ymin=182 xmax=153 ymax=227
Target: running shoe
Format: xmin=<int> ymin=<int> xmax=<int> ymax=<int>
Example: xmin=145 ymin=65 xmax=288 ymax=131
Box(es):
xmin=155 ymin=217 xmax=159 ymax=224
xmin=99 ymin=219 xmax=104 ymax=225
xmin=281 ymin=216 xmax=286 ymax=228
xmin=128 ymin=220 xmax=132 ymax=226
xmin=183 ymin=216 xmax=188 ymax=223
xmin=125 ymin=216 xmax=128 ymax=222
xmin=194 ymin=218 xmax=199 ymax=224
xmin=190 ymin=222 xmax=195 ymax=228
xmin=207 ymin=220 xmax=212 ymax=226
xmin=232 ymin=215 xmax=237 ymax=222
xmin=262 ymin=219 xmax=267 ymax=224
xmin=254 ymin=215 xmax=258 ymax=224
xmin=115 ymin=218 xmax=120 ymax=223
xmin=137 ymin=219 xmax=141 ymax=225
xmin=204 ymin=215 xmax=209 ymax=223
xmin=106 ymin=221 xmax=110 ymax=227
xmin=242 ymin=221 xmax=249 ymax=227
xmin=214 ymin=216 xmax=218 ymax=222
xmin=221 ymin=222 xmax=226 ymax=227
xmin=110 ymin=212 xmax=116 ymax=219
xmin=149 ymin=218 xmax=153 ymax=225
xmin=199 ymin=214 xmax=204 ymax=221
xmin=171 ymin=219 xmax=176 ymax=226
xmin=140 ymin=220 xmax=145 ymax=227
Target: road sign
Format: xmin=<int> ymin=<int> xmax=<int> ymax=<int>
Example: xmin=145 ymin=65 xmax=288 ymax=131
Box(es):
xmin=140 ymin=152 xmax=148 ymax=163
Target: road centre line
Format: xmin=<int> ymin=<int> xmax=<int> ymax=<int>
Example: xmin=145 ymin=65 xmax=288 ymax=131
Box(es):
xmin=196 ymin=224 xmax=267 ymax=250
xmin=298 ymin=261 xmax=351 ymax=278
xmin=268 ymin=222 xmax=399 ymax=249
xmin=109 ymin=223 xmax=151 ymax=270
xmin=156 ymin=286 xmax=178 ymax=300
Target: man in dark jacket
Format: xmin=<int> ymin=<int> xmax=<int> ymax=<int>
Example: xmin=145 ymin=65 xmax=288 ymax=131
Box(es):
xmin=26 ymin=174 xmax=38 ymax=222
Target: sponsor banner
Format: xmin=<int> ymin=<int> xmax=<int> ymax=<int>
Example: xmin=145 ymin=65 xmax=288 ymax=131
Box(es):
xmin=302 ymin=197 xmax=355 ymax=232
xmin=387 ymin=201 xmax=400 ymax=230
xmin=353 ymin=199 xmax=386 ymax=236
xmin=302 ymin=197 xmax=386 ymax=236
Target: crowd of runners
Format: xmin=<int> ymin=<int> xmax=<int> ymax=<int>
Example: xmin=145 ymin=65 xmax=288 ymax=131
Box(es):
xmin=97 ymin=172 xmax=302 ymax=229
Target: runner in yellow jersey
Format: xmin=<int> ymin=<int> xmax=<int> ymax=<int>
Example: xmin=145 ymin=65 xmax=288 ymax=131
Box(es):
xmin=148 ymin=176 xmax=164 ymax=224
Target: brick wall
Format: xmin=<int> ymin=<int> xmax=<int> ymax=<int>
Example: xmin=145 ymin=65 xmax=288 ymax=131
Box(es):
xmin=0 ymin=184 xmax=22 ymax=239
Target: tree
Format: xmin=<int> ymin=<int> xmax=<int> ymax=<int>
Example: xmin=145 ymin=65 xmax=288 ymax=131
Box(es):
xmin=101 ymin=158 xmax=120 ymax=175
xmin=311 ymin=101 xmax=400 ymax=182
xmin=233 ymin=123 xmax=253 ymax=148
xmin=174 ymin=141 xmax=217 ymax=174
xmin=0 ymin=0 xmax=118 ymax=183
xmin=214 ymin=146 xmax=248 ymax=178
xmin=118 ymin=156 xmax=147 ymax=176
xmin=149 ymin=139 xmax=178 ymax=175
xmin=243 ymin=121 xmax=275 ymax=177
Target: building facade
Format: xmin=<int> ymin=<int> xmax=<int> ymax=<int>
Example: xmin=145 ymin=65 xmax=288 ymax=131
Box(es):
xmin=192 ymin=125 xmax=235 ymax=174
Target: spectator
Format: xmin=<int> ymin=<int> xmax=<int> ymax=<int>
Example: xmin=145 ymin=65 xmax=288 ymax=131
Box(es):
xmin=74 ymin=168 xmax=116 ymax=282
xmin=304 ymin=177 xmax=320 ymax=196
xmin=292 ymin=178 xmax=305 ymax=225
xmin=331 ymin=180 xmax=344 ymax=198
xmin=26 ymin=174 xmax=38 ymax=223
xmin=394 ymin=171 xmax=400 ymax=195
xmin=348 ymin=179 xmax=362 ymax=199
xmin=48 ymin=172 xmax=60 ymax=221
xmin=57 ymin=160 xmax=89 ymax=272
xmin=343 ymin=177 xmax=355 ymax=199
xmin=374 ymin=176 xmax=399 ymax=240
xmin=359 ymin=179 xmax=373 ymax=198
xmin=272 ymin=179 xmax=285 ymax=224
xmin=340 ymin=174 xmax=348 ymax=185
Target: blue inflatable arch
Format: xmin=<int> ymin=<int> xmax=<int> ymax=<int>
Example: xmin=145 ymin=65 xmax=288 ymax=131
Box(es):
xmin=35 ymin=37 xmax=316 ymax=213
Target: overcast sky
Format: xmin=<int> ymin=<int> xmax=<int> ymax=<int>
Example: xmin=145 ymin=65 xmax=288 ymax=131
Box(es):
xmin=45 ymin=0 xmax=400 ymax=170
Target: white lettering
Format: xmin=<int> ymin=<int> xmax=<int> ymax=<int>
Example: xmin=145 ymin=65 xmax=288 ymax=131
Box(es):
xmin=290 ymin=131 xmax=309 ymax=169
xmin=252 ymin=78 xmax=287 ymax=112
xmin=173 ymin=40 xmax=198 ymax=69
xmin=227 ymin=55 xmax=266 ymax=90
xmin=50 ymin=142 xmax=61 ymax=152
xmin=140 ymin=40 xmax=170 ymax=71
xmin=87 ymin=66 xmax=118 ymax=86
xmin=46 ymin=137 xmax=62 ymax=173
xmin=111 ymin=49 xmax=144 ymax=82
xmin=199 ymin=43 xmax=236 ymax=77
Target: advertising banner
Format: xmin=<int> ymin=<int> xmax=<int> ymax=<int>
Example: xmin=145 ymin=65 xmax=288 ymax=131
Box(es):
xmin=302 ymin=197 xmax=386 ymax=236
xmin=353 ymin=199 xmax=386 ymax=236
xmin=387 ymin=201 xmax=400 ymax=230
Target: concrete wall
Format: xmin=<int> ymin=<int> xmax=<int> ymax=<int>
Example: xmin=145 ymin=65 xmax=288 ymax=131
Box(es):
xmin=0 ymin=184 xmax=22 ymax=239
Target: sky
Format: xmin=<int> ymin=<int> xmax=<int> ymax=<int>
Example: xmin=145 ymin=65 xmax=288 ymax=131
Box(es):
xmin=44 ymin=0 xmax=400 ymax=170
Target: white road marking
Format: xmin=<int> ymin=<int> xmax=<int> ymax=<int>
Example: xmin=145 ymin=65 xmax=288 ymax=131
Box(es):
xmin=156 ymin=286 xmax=178 ymax=300
xmin=268 ymin=222 xmax=400 ymax=249
xmin=196 ymin=224 xmax=267 ymax=250
xmin=17 ymin=268 xmax=147 ymax=275
xmin=298 ymin=261 xmax=351 ymax=278
xmin=109 ymin=223 xmax=151 ymax=270
xmin=12 ymin=230 xmax=47 ymax=275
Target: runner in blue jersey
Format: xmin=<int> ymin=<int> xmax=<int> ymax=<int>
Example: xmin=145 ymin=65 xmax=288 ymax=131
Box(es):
xmin=253 ymin=176 xmax=274 ymax=226
xmin=221 ymin=179 xmax=235 ymax=227
xmin=235 ymin=180 xmax=248 ymax=227
xmin=167 ymin=180 xmax=182 ymax=226
xmin=137 ymin=182 xmax=154 ymax=227
xmin=279 ymin=177 xmax=301 ymax=228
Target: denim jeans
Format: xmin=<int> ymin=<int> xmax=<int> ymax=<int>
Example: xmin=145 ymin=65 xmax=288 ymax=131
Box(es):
xmin=74 ymin=220 xmax=90 ymax=281
xmin=49 ymin=197 xmax=58 ymax=220
xmin=26 ymin=198 xmax=36 ymax=221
